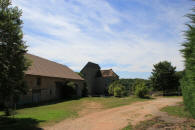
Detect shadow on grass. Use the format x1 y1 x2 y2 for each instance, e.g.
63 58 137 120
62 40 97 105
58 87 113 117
18 97 82 110
0 116 44 130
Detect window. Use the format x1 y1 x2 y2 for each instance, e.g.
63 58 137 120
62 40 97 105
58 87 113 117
36 77 41 86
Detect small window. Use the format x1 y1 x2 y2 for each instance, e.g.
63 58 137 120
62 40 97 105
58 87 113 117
37 77 41 86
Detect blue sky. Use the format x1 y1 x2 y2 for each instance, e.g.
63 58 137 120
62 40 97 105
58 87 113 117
12 0 193 79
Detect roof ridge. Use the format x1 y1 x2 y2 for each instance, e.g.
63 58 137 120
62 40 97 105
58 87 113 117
27 53 69 68
25 53 83 80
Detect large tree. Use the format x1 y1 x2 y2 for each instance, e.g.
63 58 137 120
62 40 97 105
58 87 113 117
150 61 179 95
180 6 195 118
0 0 29 115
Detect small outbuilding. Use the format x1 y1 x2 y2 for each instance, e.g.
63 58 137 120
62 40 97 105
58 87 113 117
81 62 119 95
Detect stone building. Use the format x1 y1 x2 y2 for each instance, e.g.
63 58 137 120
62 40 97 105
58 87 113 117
19 54 84 104
80 62 119 95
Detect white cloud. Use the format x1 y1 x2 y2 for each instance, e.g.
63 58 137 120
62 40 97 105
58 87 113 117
12 0 190 78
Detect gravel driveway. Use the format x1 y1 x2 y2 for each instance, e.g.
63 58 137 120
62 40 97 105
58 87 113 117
44 97 182 130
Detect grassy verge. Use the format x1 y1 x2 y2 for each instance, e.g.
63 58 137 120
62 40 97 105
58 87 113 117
0 96 149 130
122 117 162 130
161 102 192 118
122 116 195 130
122 101 195 130
122 124 132 130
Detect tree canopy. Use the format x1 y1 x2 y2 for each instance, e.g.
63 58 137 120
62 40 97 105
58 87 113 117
0 0 29 115
180 6 195 118
150 61 179 95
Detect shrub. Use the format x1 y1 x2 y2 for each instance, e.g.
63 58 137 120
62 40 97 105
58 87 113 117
108 82 126 97
135 82 149 98
114 87 122 97
180 6 195 118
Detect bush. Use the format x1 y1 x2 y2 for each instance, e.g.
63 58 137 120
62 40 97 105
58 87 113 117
180 6 195 118
114 87 125 97
114 87 121 97
135 82 149 98
108 82 127 97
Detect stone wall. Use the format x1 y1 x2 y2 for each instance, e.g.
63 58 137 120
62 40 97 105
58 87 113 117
18 75 83 105
81 67 100 95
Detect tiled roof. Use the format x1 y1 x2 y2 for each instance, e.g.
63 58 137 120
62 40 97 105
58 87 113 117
25 54 83 80
101 69 118 78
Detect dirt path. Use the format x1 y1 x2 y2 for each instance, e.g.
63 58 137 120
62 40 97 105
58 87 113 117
44 97 182 130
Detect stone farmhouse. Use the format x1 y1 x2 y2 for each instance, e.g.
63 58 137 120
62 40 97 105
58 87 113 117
19 54 84 104
80 62 119 95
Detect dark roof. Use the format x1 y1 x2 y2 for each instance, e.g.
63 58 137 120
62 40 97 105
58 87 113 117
80 62 100 73
25 54 83 80
101 69 118 78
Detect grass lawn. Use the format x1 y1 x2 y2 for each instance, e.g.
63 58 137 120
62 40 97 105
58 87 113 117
161 102 192 118
84 96 149 108
0 96 148 130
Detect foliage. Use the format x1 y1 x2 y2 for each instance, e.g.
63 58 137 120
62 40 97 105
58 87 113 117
111 78 150 96
180 6 195 118
63 82 77 98
108 82 127 97
150 61 180 95
122 124 132 130
175 71 184 95
117 79 135 94
135 82 149 98
0 0 30 116
114 86 125 97
132 79 151 93
114 87 121 97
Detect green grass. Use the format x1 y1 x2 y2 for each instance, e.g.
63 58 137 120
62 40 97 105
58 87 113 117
0 96 149 130
163 96 182 98
161 103 192 118
122 117 162 130
133 117 163 130
85 96 149 108
123 101 194 130
122 124 132 130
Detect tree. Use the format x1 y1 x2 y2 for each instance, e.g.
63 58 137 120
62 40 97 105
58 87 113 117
180 6 195 118
134 82 149 98
150 61 179 95
175 71 184 95
0 0 29 115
